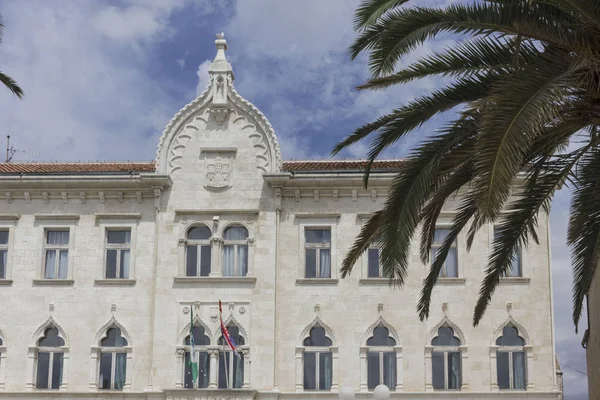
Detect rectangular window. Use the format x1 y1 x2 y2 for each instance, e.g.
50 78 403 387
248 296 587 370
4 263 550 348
99 352 126 390
305 229 331 278
493 227 522 277
431 229 458 278
44 230 69 279
367 247 381 278
0 230 8 279
105 230 131 279
218 351 244 388
497 350 526 390
184 351 210 388
432 351 461 390
303 351 332 390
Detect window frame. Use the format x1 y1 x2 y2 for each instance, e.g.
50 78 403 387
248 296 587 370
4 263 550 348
362 324 401 391
425 324 467 392
95 219 138 284
42 229 70 280
497 348 527 390
90 324 132 392
296 323 338 392
430 226 459 278
304 227 332 279
296 217 338 281
104 229 132 279
490 323 532 391
185 225 213 277
26 322 70 391
35 348 64 390
222 225 249 277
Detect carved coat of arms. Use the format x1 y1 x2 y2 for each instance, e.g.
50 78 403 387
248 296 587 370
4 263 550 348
205 156 232 189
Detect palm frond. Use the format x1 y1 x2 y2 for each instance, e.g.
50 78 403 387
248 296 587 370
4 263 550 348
340 212 382 278
0 71 23 99
353 0 411 31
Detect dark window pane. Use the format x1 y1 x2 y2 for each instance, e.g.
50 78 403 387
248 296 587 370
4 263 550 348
303 352 316 390
101 328 127 347
184 352 193 388
432 327 460 346
383 352 396 390
224 227 248 240
497 352 510 389
0 249 5 279
305 249 316 278
496 326 525 346
51 352 63 389
448 352 461 389
99 353 112 389
367 326 395 346
319 352 333 390
106 250 117 278
432 352 445 389
200 246 211 276
305 229 330 244
119 250 130 278
186 246 197 277
319 249 331 278
107 230 130 244
233 351 244 388
304 327 331 347
199 351 210 388
368 248 380 278
218 352 229 388
367 352 380 389
114 353 126 390
513 352 526 389
0 231 8 244
39 327 64 347
36 352 50 389
188 226 211 240
433 229 450 244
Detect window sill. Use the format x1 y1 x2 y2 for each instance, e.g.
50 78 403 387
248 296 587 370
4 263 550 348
359 278 391 285
94 279 137 286
0 279 13 286
296 278 339 285
173 276 257 284
499 277 530 284
425 277 466 285
32 279 74 286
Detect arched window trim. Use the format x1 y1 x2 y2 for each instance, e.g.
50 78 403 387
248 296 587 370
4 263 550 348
89 317 132 391
296 316 338 392
489 316 534 391
360 317 403 392
185 224 213 277
0 328 6 390
26 317 70 391
221 225 251 277
425 317 468 392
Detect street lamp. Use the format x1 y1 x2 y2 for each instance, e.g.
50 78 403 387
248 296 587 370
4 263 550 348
373 385 390 400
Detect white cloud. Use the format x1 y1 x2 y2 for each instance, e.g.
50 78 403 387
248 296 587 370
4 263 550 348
176 58 186 69
196 59 212 96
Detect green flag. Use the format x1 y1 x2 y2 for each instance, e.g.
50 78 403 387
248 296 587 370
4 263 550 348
188 307 199 386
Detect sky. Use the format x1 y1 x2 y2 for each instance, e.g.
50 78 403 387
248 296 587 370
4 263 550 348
0 0 589 398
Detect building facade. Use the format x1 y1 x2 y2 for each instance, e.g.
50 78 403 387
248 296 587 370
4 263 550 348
0 37 562 400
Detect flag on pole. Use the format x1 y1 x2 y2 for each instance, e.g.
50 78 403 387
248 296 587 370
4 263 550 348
188 307 199 386
219 300 240 357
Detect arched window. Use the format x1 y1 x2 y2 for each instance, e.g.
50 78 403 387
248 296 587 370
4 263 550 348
222 226 248 276
496 326 526 389
303 326 332 390
431 327 461 390
99 328 128 390
35 327 65 389
218 324 245 388
186 226 212 277
184 325 210 389
366 326 396 390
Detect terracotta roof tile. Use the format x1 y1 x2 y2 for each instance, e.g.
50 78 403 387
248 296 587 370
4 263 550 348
281 160 404 172
0 160 403 174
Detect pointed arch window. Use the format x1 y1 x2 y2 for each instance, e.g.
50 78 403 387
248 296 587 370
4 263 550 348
496 326 526 389
218 324 244 388
366 326 396 390
99 328 128 390
186 226 212 277
303 326 333 390
184 325 210 388
35 327 65 389
431 327 461 390
222 226 248 276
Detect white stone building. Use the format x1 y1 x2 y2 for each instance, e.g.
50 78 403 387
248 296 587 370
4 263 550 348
0 37 562 400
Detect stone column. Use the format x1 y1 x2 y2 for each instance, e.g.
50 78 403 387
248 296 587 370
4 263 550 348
210 238 223 277
394 345 403 391
246 238 255 277
208 348 219 388
295 347 304 391
424 346 433 392
459 345 469 390
175 349 185 388
60 349 70 389
359 347 368 392
490 346 499 391
525 345 535 390
177 239 187 276
124 347 133 391
242 348 251 388
25 347 36 390
0 345 6 389
330 346 339 391
89 347 99 389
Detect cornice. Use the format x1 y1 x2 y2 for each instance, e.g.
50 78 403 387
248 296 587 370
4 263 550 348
0 173 171 190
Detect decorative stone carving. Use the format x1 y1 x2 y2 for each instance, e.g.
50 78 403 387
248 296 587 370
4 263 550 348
183 307 190 315
61 192 68 203
333 189 339 201
24 192 30 203
98 191 105 203
5 192 12 204
201 150 235 190
42 192 49 203
239 306 246 315
79 192 86 204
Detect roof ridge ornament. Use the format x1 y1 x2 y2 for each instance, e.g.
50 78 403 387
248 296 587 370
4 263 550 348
208 32 233 124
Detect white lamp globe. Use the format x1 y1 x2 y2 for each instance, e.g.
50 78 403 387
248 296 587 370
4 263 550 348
373 384 390 400
338 386 355 400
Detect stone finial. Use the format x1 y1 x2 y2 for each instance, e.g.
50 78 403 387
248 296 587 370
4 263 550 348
378 303 384 316
506 302 513 315
442 302 448 314
49 303 55 314
111 304 117 314
194 301 201 311
229 302 235 312
314 303 321 316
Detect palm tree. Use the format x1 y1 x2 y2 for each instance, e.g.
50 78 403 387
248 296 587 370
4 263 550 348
333 0 600 330
0 15 23 99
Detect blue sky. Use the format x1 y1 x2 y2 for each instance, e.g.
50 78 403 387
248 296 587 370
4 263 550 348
0 0 589 398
